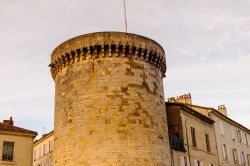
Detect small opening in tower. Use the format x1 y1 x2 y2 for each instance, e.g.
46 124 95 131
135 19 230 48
104 45 109 57
118 45 123 56
96 45 101 57
111 44 116 56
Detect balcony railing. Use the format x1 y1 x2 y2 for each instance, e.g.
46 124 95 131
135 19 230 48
171 137 185 151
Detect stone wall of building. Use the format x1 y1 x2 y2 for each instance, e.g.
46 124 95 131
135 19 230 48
0 133 34 166
33 131 53 166
166 103 219 166
50 32 170 165
211 113 250 166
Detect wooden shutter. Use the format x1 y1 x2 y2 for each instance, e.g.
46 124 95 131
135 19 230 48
238 150 242 164
246 153 249 166
220 122 224 135
231 126 236 140
227 145 231 161
242 132 246 144
194 160 198 166
222 144 226 160
180 156 185 166
187 158 190 166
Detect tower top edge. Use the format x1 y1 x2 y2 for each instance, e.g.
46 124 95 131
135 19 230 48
51 31 166 61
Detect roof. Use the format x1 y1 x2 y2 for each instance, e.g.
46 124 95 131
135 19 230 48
34 130 54 145
184 103 250 134
0 122 37 137
166 102 214 125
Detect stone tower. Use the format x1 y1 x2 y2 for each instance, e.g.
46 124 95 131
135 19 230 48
50 32 170 165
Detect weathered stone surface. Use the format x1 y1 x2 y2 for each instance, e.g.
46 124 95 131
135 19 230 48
50 32 170 166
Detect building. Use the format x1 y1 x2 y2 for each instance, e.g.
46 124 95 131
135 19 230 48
0 117 37 166
166 102 219 166
169 94 250 166
33 131 53 166
49 32 170 165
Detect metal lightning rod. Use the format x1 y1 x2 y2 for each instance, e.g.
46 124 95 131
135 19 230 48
123 0 128 32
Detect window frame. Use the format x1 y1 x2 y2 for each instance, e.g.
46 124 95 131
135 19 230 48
2 141 15 161
205 133 210 152
191 127 197 148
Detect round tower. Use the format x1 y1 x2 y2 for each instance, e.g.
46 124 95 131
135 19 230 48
50 32 170 165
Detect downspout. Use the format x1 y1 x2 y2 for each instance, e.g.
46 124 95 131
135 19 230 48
184 117 192 166
209 112 220 165
170 146 175 166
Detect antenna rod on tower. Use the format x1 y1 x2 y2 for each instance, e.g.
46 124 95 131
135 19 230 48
123 0 128 32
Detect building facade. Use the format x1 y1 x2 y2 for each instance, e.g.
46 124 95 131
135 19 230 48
0 117 37 166
169 94 250 166
49 32 170 165
166 102 219 166
33 131 53 166
210 109 250 166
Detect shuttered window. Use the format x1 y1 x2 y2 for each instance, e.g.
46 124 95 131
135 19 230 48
194 160 203 166
222 144 229 161
237 129 242 142
180 156 190 166
233 148 238 164
242 151 246 166
247 154 250 166
245 134 249 145
220 122 224 136
238 150 242 164
191 127 196 147
231 126 236 140
205 133 210 152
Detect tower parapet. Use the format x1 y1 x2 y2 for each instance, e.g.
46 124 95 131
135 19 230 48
50 32 166 80
50 32 170 165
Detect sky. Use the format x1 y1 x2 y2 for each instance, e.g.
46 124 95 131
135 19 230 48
0 0 250 137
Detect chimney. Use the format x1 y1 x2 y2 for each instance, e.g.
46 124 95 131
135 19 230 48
176 93 192 104
167 97 176 103
3 117 14 126
218 105 227 116
167 93 192 104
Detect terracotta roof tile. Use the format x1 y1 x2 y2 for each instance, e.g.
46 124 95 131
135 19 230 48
0 122 37 136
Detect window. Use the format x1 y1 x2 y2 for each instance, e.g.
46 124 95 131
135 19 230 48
43 144 46 155
2 141 14 161
33 150 36 161
220 121 224 136
49 140 53 152
222 144 229 161
245 134 249 145
232 148 238 164
180 156 189 166
241 151 246 166
191 127 196 147
194 160 203 166
49 141 51 152
238 150 242 164
247 154 250 165
39 147 41 158
231 126 236 140
205 133 210 152
237 129 242 142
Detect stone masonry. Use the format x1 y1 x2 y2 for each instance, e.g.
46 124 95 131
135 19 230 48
50 32 170 166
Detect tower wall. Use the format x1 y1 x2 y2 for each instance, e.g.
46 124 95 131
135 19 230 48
50 32 170 165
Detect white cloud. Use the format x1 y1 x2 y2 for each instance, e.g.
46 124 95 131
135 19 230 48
0 0 250 134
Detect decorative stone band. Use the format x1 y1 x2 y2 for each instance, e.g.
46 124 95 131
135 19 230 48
49 32 166 80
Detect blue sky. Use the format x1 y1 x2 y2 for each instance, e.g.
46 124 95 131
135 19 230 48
0 0 249 138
